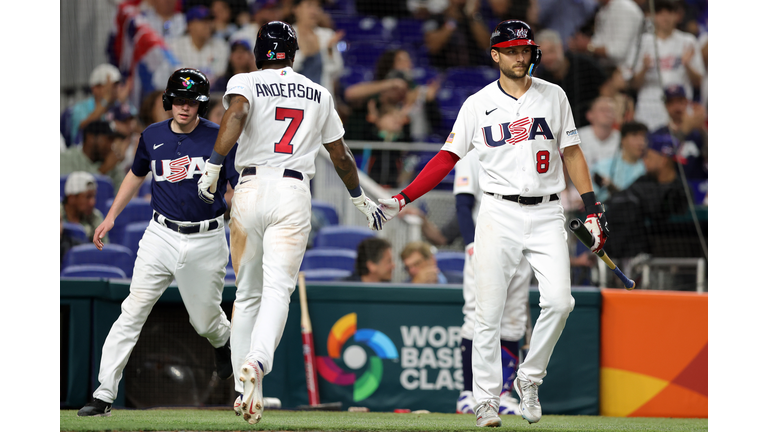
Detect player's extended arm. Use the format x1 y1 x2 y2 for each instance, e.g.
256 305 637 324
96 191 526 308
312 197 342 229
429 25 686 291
93 170 146 250
562 145 609 252
324 139 384 230
378 150 461 222
198 94 250 204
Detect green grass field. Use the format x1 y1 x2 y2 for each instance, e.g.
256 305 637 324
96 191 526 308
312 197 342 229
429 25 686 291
60 408 708 431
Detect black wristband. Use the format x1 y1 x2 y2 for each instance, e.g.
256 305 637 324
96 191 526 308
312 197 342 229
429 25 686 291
400 191 412 204
581 191 602 214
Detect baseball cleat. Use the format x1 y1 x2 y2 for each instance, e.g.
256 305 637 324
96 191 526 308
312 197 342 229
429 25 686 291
499 390 521 415
474 400 501 427
239 361 264 424
214 342 234 380
77 398 112 417
514 377 542 423
233 394 243 416
457 390 477 414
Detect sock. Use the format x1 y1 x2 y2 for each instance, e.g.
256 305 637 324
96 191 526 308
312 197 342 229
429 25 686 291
461 338 473 392
500 339 520 394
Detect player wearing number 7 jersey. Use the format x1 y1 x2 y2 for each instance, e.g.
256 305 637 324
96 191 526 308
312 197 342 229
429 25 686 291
377 20 608 427
196 21 383 426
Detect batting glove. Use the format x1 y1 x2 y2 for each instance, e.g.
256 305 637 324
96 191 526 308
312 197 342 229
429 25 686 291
582 192 609 253
197 161 222 204
350 189 385 231
377 194 408 224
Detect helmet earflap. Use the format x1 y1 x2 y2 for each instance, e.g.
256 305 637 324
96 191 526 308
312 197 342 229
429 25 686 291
528 47 542 76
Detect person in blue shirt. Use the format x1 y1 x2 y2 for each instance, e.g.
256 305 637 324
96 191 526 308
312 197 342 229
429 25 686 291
591 121 649 202
78 68 238 417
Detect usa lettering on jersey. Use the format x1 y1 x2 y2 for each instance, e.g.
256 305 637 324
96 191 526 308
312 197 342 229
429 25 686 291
481 117 555 147
151 156 207 183
253 82 321 104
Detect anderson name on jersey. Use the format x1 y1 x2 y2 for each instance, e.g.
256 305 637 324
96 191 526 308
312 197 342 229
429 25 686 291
441 78 581 197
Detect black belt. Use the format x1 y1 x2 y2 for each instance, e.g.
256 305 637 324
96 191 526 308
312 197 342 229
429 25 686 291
153 212 219 234
242 166 303 180
485 192 559 205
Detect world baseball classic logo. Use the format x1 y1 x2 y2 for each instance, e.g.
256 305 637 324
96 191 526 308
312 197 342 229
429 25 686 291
317 313 398 402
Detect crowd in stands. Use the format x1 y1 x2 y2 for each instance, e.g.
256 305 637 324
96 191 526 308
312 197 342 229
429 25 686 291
61 0 708 286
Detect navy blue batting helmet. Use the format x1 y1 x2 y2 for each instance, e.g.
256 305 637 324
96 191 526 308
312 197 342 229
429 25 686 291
490 20 542 76
162 68 211 116
255 21 299 69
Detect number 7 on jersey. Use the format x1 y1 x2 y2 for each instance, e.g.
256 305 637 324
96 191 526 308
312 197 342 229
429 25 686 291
274 107 304 154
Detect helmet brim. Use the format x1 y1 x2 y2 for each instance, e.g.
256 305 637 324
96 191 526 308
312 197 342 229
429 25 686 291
492 39 538 49
166 90 209 102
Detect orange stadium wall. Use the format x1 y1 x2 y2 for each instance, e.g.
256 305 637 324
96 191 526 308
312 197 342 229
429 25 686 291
600 289 707 418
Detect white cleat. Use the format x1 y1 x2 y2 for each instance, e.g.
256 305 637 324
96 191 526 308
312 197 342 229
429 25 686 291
239 361 264 425
514 377 542 423
457 390 477 414
233 394 243 416
499 391 521 415
474 400 501 427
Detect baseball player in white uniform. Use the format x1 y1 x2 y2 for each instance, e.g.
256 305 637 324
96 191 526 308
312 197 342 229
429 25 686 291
378 20 608 427
453 149 531 417
196 21 383 425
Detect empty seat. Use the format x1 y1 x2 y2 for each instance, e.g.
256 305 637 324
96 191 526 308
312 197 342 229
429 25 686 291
61 264 127 279
62 243 135 278
109 198 154 245
443 66 498 93
343 41 393 68
435 251 466 274
301 268 352 282
311 200 340 226
121 221 150 257
339 65 374 90
392 18 424 45
301 248 357 272
333 15 389 42
62 222 88 243
313 226 376 251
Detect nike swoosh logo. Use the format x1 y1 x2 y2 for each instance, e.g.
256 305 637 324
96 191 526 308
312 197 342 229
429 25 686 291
485 108 498 115
154 143 164 149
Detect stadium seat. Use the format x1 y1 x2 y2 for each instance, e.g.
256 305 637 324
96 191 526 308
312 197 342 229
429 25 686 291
61 264 127 279
302 268 352 282
339 65 374 90
333 15 389 42
121 221 150 257
311 200 340 226
313 226 376 251
443 66 498 93
62 243 135 278
62 222 88 243
435 251 466 274
343 41 394 69
300 247 357 272
392 18 424 45
60 106 75 148
109 198 154 245
444 270 464 284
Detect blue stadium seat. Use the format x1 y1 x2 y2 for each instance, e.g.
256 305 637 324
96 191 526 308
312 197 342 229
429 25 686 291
61 264 127 279
392 18 424 45
313 226 376 251
62 222 88 243
334 15 389 42
121 221 149 257
62 243 135 278
435 251 466 274
311 200 339 226
109 198 153 245
436 87 468 137
443 66 498 93
60 106 75 148
410 66 440 86
343 41 393 69
339 65 374 90
300 247 357 272
302 268 352 282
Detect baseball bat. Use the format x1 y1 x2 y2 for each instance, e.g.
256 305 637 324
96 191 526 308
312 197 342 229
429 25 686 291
298 271 321 406
568 219 635 290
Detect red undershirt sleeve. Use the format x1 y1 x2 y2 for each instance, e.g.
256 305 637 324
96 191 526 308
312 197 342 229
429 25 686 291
399 150 461 204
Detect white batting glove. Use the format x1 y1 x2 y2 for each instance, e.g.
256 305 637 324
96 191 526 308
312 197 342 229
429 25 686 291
197 161 221 204
350 189 385 231
377 194 408 224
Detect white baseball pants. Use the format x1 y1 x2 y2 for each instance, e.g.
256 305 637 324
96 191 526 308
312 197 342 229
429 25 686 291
93 218 232 403
228 166 312 393
471 196 574 406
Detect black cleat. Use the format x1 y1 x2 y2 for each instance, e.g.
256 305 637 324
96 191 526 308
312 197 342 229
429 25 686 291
77 398 112 417
214 341 234 380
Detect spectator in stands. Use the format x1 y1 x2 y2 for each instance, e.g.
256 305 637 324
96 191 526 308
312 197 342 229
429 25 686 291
599 65 634 127
537 0 598 45
205 96 226 125
290 0 345 94
591 121 648 202
343 237 395 282
625 0 704 132
61 172 108 244
648 85 707 180
407 0 450 20
400 241 448 284
577 96 621 167
211 0 240 41
212 39 258 93
482 0 538 26
139 0 187 40
138 90 171 129
568 0 645 69
68 64 136 146
422 0 492 70
229 0 286 52
60 121 127 192
167 6 230 85
60 207 83 268
534 29 607 128
604 132 688 259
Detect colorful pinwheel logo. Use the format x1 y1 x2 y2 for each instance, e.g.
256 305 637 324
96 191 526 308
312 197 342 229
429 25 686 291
180 77 195 89
317 313 398 402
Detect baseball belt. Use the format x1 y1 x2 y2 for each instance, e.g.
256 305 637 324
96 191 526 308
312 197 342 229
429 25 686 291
242 166 304 180
153 212 220 234
484 192 559 205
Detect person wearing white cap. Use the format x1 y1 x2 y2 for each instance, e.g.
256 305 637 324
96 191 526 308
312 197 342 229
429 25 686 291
60 171 107 243
67 63 136 145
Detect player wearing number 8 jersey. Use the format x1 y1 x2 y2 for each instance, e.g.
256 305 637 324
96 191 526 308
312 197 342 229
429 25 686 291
196 21 383 425
377 20 608 426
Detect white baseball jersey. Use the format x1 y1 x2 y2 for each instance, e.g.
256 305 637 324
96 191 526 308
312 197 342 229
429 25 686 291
442 78 581 197
223 67 345 178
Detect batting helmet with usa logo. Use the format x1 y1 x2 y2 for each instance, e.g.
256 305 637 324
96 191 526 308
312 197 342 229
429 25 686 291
490 20 542 76
162 68 211 116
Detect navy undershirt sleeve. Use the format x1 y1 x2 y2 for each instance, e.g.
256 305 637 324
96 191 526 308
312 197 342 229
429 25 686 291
455 193 476 245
